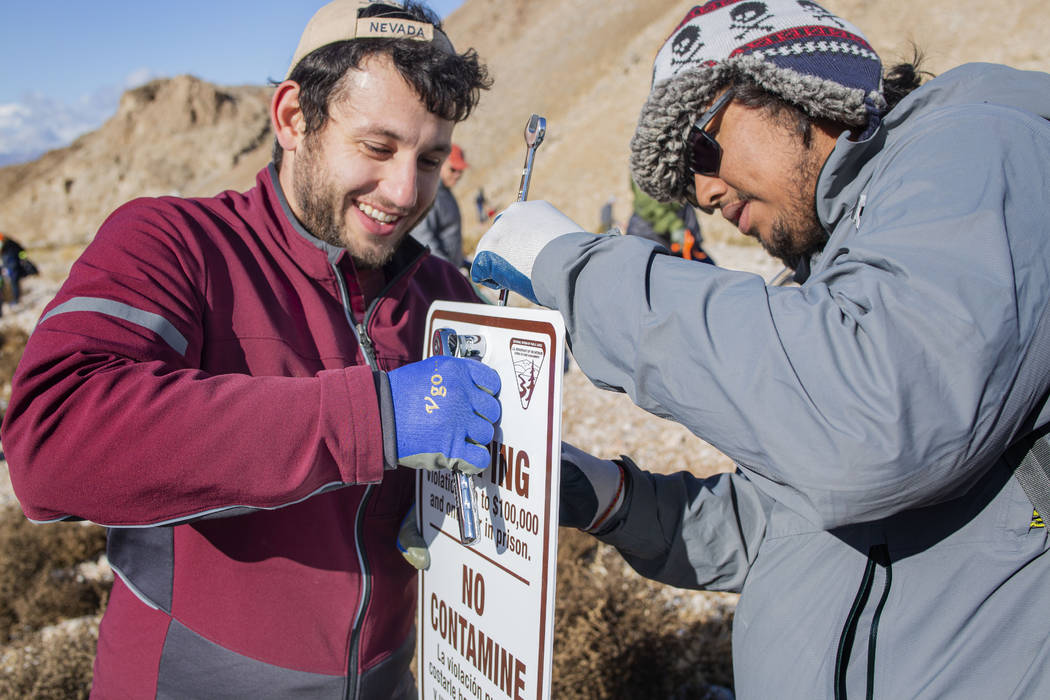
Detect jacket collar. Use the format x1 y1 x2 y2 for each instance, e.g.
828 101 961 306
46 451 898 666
267 163 347 268
815 124 884 239
814 62 1050 260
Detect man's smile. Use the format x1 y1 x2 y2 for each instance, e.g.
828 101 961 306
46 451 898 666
356 201 401 224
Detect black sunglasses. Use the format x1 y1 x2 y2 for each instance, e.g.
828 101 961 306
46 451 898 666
686 89 735 176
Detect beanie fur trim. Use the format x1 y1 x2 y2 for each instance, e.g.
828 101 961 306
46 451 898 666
630 55 886 204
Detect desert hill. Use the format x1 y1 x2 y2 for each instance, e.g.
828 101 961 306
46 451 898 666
0 76 272 249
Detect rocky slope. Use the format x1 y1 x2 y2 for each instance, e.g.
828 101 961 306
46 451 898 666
441 0 1049 249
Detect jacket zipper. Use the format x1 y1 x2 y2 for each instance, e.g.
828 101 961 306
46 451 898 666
332 251 424 699
332 263 375 700
834 543 892 700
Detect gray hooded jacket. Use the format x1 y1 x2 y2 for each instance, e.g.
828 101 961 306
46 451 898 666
533 63 1050 698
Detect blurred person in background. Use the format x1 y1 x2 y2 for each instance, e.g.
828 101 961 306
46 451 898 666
0 232 35 312
409 142 469 267
474 186 489 223
0 1 498 697
625 179 714 264
471 0 1050 696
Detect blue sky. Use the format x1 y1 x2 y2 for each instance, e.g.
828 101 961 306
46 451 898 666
0 0 464 165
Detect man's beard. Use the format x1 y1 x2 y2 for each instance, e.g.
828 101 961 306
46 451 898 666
292 135 416 270
757 148 829 270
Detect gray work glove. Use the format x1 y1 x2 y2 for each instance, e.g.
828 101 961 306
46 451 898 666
470 201 586 305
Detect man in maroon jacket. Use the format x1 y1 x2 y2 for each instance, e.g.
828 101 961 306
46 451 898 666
0 2 497 697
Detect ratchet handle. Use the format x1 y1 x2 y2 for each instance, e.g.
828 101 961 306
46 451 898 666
503 113 547 308
456 472 480 545
432 328 483 546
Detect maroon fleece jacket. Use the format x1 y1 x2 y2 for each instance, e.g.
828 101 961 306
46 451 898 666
2 165 478 698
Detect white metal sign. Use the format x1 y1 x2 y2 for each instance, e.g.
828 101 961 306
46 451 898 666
417 300 564 700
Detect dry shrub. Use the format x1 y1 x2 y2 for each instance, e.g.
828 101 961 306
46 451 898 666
0 504 739 699
0 617 99 700
0 504 109 643
553 528 735 699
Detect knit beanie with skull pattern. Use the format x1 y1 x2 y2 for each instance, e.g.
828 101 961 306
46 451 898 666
630 0 884 204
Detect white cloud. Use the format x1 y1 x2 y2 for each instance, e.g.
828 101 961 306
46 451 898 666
0 103 30 120
0 68 166 166
124 67 161 90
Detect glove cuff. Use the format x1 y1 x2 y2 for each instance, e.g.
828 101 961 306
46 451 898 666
374 371 399 470
586 461 626 533
562 442 631 534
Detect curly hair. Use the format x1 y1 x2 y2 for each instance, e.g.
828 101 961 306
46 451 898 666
272 1 491 168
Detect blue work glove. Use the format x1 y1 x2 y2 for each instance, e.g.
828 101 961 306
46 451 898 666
470 200 587 304
560 442 628 533
398 504 430 570
388 356 501 475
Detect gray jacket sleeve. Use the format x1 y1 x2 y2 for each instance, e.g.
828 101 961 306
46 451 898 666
533 104 1050 530
598 457 771 593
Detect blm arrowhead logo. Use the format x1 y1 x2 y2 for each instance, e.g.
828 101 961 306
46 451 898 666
509 338 546 410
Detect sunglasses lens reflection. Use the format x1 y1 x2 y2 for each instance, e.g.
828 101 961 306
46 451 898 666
689 129 721 176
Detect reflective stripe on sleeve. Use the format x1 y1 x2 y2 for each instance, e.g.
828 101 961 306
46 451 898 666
39 296 189 355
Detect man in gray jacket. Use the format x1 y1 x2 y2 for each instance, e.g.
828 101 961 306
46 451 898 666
470 0 1050 697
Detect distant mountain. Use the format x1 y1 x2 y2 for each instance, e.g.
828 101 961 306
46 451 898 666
0 88 125 167
0 76 272 248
